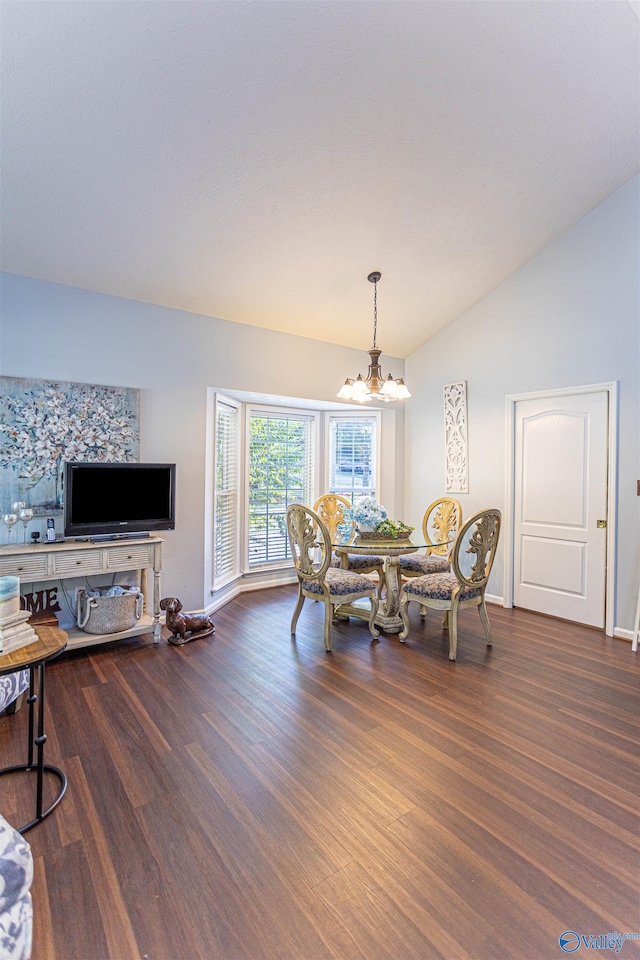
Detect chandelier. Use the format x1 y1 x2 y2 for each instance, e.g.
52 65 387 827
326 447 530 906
337 272 410 403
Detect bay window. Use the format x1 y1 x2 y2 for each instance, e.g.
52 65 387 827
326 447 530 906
211 400 382 594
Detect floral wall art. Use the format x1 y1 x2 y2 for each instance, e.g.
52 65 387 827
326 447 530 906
0 377 140 514
443 380 468 494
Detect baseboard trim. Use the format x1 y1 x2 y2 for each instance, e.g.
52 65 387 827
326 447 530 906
206 571 297 617
485 593 504 606
177 586 638 646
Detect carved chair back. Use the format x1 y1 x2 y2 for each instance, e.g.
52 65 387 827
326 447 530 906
451 508 501 592
286 504 331 583
422 497 463 556
313 494 356 546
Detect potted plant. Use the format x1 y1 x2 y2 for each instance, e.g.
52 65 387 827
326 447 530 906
375 518 415 540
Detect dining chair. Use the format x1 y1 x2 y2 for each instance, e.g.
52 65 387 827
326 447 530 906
399 496 462 579
314 494 385 594
286 503 379 652
399 507 501 660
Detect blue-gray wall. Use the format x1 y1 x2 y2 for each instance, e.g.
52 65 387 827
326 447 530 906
405 175 639 634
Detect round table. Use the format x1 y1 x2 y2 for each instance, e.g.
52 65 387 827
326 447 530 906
0 625 68 833
334 535 449 634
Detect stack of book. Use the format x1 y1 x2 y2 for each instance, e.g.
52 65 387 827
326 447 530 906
0 576 37 656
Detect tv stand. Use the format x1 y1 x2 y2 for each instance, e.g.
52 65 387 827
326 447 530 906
0 537 163 651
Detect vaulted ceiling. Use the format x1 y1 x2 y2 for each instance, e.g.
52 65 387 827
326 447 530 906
1 1 638 358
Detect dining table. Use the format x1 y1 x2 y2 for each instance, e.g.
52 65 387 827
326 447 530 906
333 534 452 634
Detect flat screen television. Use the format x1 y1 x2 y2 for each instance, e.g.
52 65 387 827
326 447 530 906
64 462 176 539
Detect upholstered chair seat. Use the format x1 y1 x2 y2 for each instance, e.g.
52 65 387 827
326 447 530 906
329 553 384 572
402 571 482 602
342 553 386 571
302 567 377 597
398 554 451 576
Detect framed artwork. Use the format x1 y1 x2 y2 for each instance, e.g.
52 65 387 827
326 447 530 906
0 376 140 515
444 380 468 493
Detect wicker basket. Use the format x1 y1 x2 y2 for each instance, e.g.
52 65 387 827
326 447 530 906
356 529 413 541
76 588 143 635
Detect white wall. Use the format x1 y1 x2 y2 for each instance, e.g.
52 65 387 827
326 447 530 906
405 175 639 634
0 277 405 612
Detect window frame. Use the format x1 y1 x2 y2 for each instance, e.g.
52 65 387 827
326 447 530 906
324 410 382 505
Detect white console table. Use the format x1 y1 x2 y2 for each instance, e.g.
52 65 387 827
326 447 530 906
0 537 163 651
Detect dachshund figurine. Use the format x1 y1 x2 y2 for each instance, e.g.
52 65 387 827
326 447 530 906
160 597 215 646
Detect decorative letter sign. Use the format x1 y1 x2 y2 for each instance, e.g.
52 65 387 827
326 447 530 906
20 588 61 625
444 381 468 493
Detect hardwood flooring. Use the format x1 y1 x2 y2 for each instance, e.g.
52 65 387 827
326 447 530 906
1 586 638 960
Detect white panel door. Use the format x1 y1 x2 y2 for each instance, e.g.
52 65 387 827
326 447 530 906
513 392 608 627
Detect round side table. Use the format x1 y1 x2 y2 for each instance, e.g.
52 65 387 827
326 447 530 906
0 625 68 833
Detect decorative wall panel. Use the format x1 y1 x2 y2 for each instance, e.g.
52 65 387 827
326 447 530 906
0 377 139 514
444 381 468 493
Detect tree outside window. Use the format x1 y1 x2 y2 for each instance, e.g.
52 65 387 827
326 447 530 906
248 413 314 566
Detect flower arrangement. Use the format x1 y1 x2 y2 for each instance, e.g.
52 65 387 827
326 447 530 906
349 497 388 530
342 498 414 540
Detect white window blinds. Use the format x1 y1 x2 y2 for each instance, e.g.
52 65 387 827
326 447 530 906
248 412 315 566
214 398 239 586
329 416 377 503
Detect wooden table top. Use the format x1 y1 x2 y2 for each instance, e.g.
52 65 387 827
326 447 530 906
0 624 68 674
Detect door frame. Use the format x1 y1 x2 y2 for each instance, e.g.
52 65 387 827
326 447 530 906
503 381 618 637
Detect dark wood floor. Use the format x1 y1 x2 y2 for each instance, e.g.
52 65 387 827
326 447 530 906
1 586 638 960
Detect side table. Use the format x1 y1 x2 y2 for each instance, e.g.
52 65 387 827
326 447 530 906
0 625 68 833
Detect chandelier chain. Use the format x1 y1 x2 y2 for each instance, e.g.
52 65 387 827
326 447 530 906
372 278 378 349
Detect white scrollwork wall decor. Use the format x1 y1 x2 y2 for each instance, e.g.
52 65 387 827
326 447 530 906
444 381 468 493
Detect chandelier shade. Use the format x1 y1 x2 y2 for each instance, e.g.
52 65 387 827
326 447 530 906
337 272 410 403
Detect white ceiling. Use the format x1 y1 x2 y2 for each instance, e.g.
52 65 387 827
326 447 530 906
1 1 638 358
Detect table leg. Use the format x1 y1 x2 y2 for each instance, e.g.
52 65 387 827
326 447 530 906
35 665 45 820
381 557 402 619
0 662 67 834
153 564 162 643
339 556 405 634
26 667 36 769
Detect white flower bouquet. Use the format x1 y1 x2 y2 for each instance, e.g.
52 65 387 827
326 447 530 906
348 497 388 531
